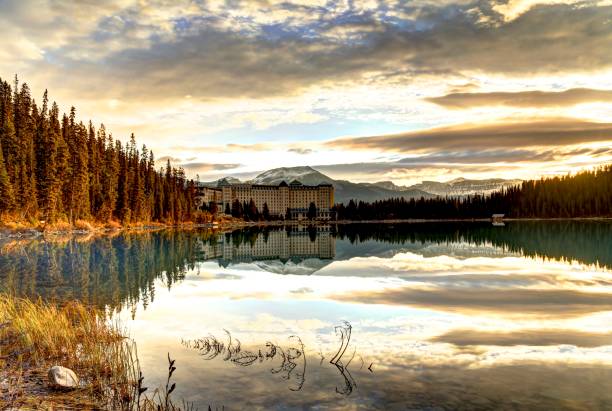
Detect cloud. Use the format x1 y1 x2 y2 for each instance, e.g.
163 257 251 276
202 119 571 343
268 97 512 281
171 143 273 153
288 148 313 155
326 118 612 153
180 162 241 172
332 286 612 318
491 0 583 22
157 155 183 163
8 2 612 102
431 328 612 348
2 0 612 184
427 88 612 109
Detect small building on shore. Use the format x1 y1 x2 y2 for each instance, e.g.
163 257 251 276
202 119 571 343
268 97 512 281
492 213 505 224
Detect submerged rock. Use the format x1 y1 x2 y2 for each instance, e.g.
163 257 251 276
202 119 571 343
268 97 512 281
48 366 79 389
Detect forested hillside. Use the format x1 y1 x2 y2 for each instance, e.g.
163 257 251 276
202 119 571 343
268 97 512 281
333 165 612 220
0 77 196 225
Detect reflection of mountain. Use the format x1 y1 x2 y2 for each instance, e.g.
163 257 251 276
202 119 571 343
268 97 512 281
1 221 612 310
252 259 332 275
335 221 612 269
334 237 521 261
197 226 335 275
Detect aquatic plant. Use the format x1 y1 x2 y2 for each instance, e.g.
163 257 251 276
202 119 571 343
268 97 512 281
182 321 370 396
182 330 307 391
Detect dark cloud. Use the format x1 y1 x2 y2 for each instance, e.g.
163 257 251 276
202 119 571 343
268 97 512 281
431 328 612 348
157 155 183 163
41 3 612 100
427 88 612 109
180 162 241 172
288 148 313 155
326 118 612 153
332 286 612 317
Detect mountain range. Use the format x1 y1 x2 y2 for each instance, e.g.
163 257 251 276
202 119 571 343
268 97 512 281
203 166 522 204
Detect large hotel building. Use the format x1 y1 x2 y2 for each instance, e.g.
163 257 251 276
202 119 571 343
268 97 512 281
196 180 334 220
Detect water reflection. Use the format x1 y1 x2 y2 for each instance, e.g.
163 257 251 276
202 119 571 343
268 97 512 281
2 221 612 312
3 222 612 408
199 225 335 275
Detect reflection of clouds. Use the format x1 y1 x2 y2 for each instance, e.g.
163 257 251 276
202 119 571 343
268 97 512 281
321 251 612 291
290 287 314 294
121 240 612 409
432 328 612 348
333 287 612 318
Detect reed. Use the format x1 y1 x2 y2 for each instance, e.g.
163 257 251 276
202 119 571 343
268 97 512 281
0 295 193 410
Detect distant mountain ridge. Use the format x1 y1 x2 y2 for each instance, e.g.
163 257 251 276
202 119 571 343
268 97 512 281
407 177 522 197
201 166 521 204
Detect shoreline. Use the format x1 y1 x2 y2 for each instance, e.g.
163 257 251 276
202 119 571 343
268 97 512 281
2 216 612 240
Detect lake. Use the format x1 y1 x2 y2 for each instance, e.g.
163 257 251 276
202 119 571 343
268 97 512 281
2 222 612 410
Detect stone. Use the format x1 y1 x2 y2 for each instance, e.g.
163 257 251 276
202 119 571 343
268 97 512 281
47 366 79 389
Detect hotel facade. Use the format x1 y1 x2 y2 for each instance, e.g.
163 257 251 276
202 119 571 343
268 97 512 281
196 226 335 267
196 180 334 220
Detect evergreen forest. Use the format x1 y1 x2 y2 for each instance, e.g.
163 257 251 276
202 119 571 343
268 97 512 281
0 76 196 225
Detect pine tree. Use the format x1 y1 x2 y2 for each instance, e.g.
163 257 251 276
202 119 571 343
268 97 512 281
0 140 14 212
0 76 199 226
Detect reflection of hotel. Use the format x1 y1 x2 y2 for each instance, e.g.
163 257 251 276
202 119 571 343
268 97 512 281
196 227 335 268
196 180 334 220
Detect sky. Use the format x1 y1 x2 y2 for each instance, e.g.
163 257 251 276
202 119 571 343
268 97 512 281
1 0 612 185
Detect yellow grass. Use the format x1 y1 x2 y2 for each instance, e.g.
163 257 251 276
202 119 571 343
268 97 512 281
105 219 122 230
43 219 73 232
0 295 139 409
74 219 97 231
0 295 193 410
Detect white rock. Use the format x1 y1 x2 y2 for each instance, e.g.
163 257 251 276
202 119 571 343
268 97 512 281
48 365 79 389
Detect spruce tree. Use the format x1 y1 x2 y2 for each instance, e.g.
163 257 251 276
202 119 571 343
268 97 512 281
0 141 14 212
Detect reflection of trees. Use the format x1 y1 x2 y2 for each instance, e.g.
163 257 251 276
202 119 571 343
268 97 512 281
2 221 612 311
335 221 612 270
0 230 210 311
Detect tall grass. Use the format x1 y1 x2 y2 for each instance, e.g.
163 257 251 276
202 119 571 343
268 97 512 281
0 295 191 410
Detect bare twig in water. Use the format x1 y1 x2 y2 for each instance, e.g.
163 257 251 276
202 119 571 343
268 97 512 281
288 336 306 392
329 321 352 365
329 321 356 396
182 321 373 397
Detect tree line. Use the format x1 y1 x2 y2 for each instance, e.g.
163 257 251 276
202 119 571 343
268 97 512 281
0 76 196 225
333 164 612 220
222 199 318 221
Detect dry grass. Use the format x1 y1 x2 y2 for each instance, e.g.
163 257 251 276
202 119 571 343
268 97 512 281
43 220 73 233
0 213 39 232
74 219 97 231
0 295 193 410
0 295 137 409
105 219 123 230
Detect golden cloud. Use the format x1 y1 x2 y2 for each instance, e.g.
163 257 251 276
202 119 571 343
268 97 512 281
431 328 612 348
326 118 612 153
427 88 612 109
332 286 612 318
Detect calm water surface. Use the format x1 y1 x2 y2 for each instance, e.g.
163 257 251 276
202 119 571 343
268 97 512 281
3 222 612 410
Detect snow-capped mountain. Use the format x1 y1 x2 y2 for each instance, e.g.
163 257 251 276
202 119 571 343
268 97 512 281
201 176 242 186
251 166 335 186
200 166 520 204
406 177 522 197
